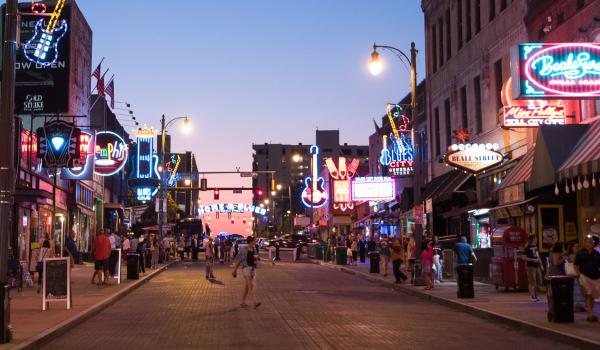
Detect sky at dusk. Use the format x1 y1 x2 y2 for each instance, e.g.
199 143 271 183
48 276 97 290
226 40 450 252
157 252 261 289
76 0 425 234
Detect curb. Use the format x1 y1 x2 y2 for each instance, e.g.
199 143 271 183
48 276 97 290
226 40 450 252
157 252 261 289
311 259 600 350
9 261 177 350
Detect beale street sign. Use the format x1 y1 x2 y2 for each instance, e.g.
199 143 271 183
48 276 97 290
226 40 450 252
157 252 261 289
444 143 504 174
503 105 565 127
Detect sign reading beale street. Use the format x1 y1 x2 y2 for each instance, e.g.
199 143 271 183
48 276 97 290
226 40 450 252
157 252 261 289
444 143 503 174
510 43 600 99
503 105 565 127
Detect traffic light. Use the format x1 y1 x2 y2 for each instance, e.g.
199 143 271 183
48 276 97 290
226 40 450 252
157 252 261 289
254 188 264 200
243 218 247 224
213 188 220 200
200 178 207 191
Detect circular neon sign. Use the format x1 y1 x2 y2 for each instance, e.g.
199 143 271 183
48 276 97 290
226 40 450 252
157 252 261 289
94 131 128 176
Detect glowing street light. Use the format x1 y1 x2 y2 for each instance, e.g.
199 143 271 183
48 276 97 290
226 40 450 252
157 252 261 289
184 178 191 186
292 154 302 163
276 184 282 191
369 49 383 76
181 116 191 134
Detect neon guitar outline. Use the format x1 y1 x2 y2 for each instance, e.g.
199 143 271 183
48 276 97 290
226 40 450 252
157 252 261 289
301 145 328 208
23 0 68 67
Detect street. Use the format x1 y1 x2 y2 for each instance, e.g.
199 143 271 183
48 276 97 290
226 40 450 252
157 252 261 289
44 261 575 350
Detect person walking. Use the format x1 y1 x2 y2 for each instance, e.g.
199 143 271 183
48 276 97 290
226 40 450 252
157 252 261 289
204 235 215 279
574 236 600 322
358 235 366 263
224 237 232 263
350 238 358 266
548 241 565 276
379 235 391 277
122 235 131 261
36 236 51 293
391 237 407 283
566 241 586 312
432 236 443 283
92 229 111 285
523 235 543 302
232 236 261 309
63 230 78 267
421 241 435 290
137 236 146 275
191 234 200 261
150 237 159 269
177 234 185 261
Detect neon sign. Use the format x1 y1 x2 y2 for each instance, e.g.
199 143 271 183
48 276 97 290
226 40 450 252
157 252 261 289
503 106 565 127
198 203 267 217
325 157 359 211
511 43 600 99
444 143 504 174
301 145 328 208
23 0 68 67
133 127 159 201
36 119 80 168
62 130 95 180
380 134 414 177
94 131 128 176
165 154 182 187
351 177 396 202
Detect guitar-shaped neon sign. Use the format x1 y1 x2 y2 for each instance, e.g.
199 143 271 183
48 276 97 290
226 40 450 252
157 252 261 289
23 0 68 67
301 145 328 208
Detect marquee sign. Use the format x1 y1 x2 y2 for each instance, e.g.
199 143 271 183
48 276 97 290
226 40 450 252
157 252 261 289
351 176 395 202
36 120 80 168
380 133 414 177
325 157 359 211
94 131 128 176
510 43 600 99
198 203 267 217
131 127 160 201
503 105 565 127
62 130 95 180
444 143 504 174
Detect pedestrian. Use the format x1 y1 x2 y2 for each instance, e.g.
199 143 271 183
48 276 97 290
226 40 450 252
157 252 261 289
122 234 131 260
358 235 366 263
421 241 434 290
161 236 170 262
391 237 407 283
432 236 443 283
574 236 600 322
566 241 586 312
36 236 51 293
63 230 78 267
92 229 111 285
547 241 565 276
150 237 159 269
225 237 232 263
232 236 261 309
522 234 543 302
185 234 191 259
137 235 146 275
220 238 227 264
379 234 391 277
350 238 358 266
204 235 216 279
191 234 200 261
454 236 477 265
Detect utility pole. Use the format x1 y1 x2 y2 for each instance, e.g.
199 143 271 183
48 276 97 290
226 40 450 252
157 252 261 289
158 115 166 236
0 0 18 342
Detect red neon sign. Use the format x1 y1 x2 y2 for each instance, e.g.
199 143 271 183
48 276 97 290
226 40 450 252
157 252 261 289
503 105 566 127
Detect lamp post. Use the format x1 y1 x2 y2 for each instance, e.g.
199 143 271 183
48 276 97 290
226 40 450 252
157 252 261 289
159 114 190 236
369 42 424 285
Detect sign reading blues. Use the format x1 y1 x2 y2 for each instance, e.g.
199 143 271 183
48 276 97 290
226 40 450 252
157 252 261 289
129 128 160 202
510 43 600 99
380 133 414 177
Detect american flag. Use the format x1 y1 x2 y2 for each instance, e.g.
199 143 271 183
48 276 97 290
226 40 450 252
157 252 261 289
92 62 101 80
106 79 115 109
97 77 105 97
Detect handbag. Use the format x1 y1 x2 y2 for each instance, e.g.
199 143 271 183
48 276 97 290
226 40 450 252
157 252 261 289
565 261 577 276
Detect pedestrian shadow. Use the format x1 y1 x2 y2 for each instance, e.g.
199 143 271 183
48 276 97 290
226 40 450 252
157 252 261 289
208 278 224 285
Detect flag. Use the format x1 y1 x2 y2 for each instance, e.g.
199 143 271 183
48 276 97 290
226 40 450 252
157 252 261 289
106 79 115 109
97 77 105 97
92 62 101 80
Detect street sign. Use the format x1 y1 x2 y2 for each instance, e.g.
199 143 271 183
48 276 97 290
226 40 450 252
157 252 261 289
240 172 253 177
233 189 242 194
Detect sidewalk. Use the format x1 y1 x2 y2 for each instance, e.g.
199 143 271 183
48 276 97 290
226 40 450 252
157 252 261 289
1 259 174 350
313 258 600 349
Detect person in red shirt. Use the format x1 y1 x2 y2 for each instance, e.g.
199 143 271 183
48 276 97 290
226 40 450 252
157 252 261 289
92 229 112 285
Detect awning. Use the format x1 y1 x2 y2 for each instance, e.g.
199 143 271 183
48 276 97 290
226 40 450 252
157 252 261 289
559 120 600 179
104 203 125 210
442 203 485 219
14 188 52 203
496 147 535 191
489 197 537 218
422 170 471 202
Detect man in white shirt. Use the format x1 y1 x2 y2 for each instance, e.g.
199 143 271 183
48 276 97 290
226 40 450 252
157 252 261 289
204 236 215 279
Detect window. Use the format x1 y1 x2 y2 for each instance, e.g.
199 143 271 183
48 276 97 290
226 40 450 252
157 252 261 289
475 0 481 34
500 0 507 11
474 76 483 133
494 58 503 116
446 9 451 59
432 25 437 73
457 0 463 49
466 0 472 42
420 129 428 161
445 99 452 147
438 17 444 66
434 107 441 155
460 86 468 129
489 0 495 21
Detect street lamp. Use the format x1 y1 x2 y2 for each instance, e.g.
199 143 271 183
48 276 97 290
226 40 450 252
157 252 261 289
369 42 423 285
158 114 192 236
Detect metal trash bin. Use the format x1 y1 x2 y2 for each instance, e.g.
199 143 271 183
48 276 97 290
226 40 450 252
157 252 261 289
335 247 347 265
127 253 140 280
456 264 474 298
547 276 574 323
369 252 380 273
307 244 317 259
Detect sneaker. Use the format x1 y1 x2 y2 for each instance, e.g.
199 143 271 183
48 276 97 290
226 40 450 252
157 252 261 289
530 296 539 302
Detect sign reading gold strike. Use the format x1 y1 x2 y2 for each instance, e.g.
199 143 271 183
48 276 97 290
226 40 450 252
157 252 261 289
444 143 504 174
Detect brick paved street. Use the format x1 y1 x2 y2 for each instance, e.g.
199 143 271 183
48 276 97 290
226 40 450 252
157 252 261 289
44 261 578 350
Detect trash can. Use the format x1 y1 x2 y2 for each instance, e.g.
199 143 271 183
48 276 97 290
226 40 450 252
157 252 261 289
307 244 317 259
546 276 574 323
369 252 380 273
127 253 140 280
456 264 474 298
315 245 324 260
335 247 347 265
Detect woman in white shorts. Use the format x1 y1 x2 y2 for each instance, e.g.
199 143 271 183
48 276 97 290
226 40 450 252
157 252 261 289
232 236 261 309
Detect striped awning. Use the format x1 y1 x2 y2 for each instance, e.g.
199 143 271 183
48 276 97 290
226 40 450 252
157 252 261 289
496 147 535 191
559 121 600 179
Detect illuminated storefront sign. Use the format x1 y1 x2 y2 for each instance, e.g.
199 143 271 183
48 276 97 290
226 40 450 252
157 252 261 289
326 157 359 211
301 145 328 208
62 130 95 180
380 133 414 177
510 43 600 99
198 203 267 217
165 153 182 187
23 0 68 67
444 143 504 174
503 105 565 127
36 119 80 168
351 177 396 202
94 131 128 176
132 128 159 201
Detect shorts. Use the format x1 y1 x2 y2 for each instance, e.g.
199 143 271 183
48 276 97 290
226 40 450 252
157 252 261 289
579 274 600 298
94 259 108 270
242 266 256 278
526 267 539 286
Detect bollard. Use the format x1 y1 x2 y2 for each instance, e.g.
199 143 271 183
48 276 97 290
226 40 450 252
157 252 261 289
275 243 281 261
